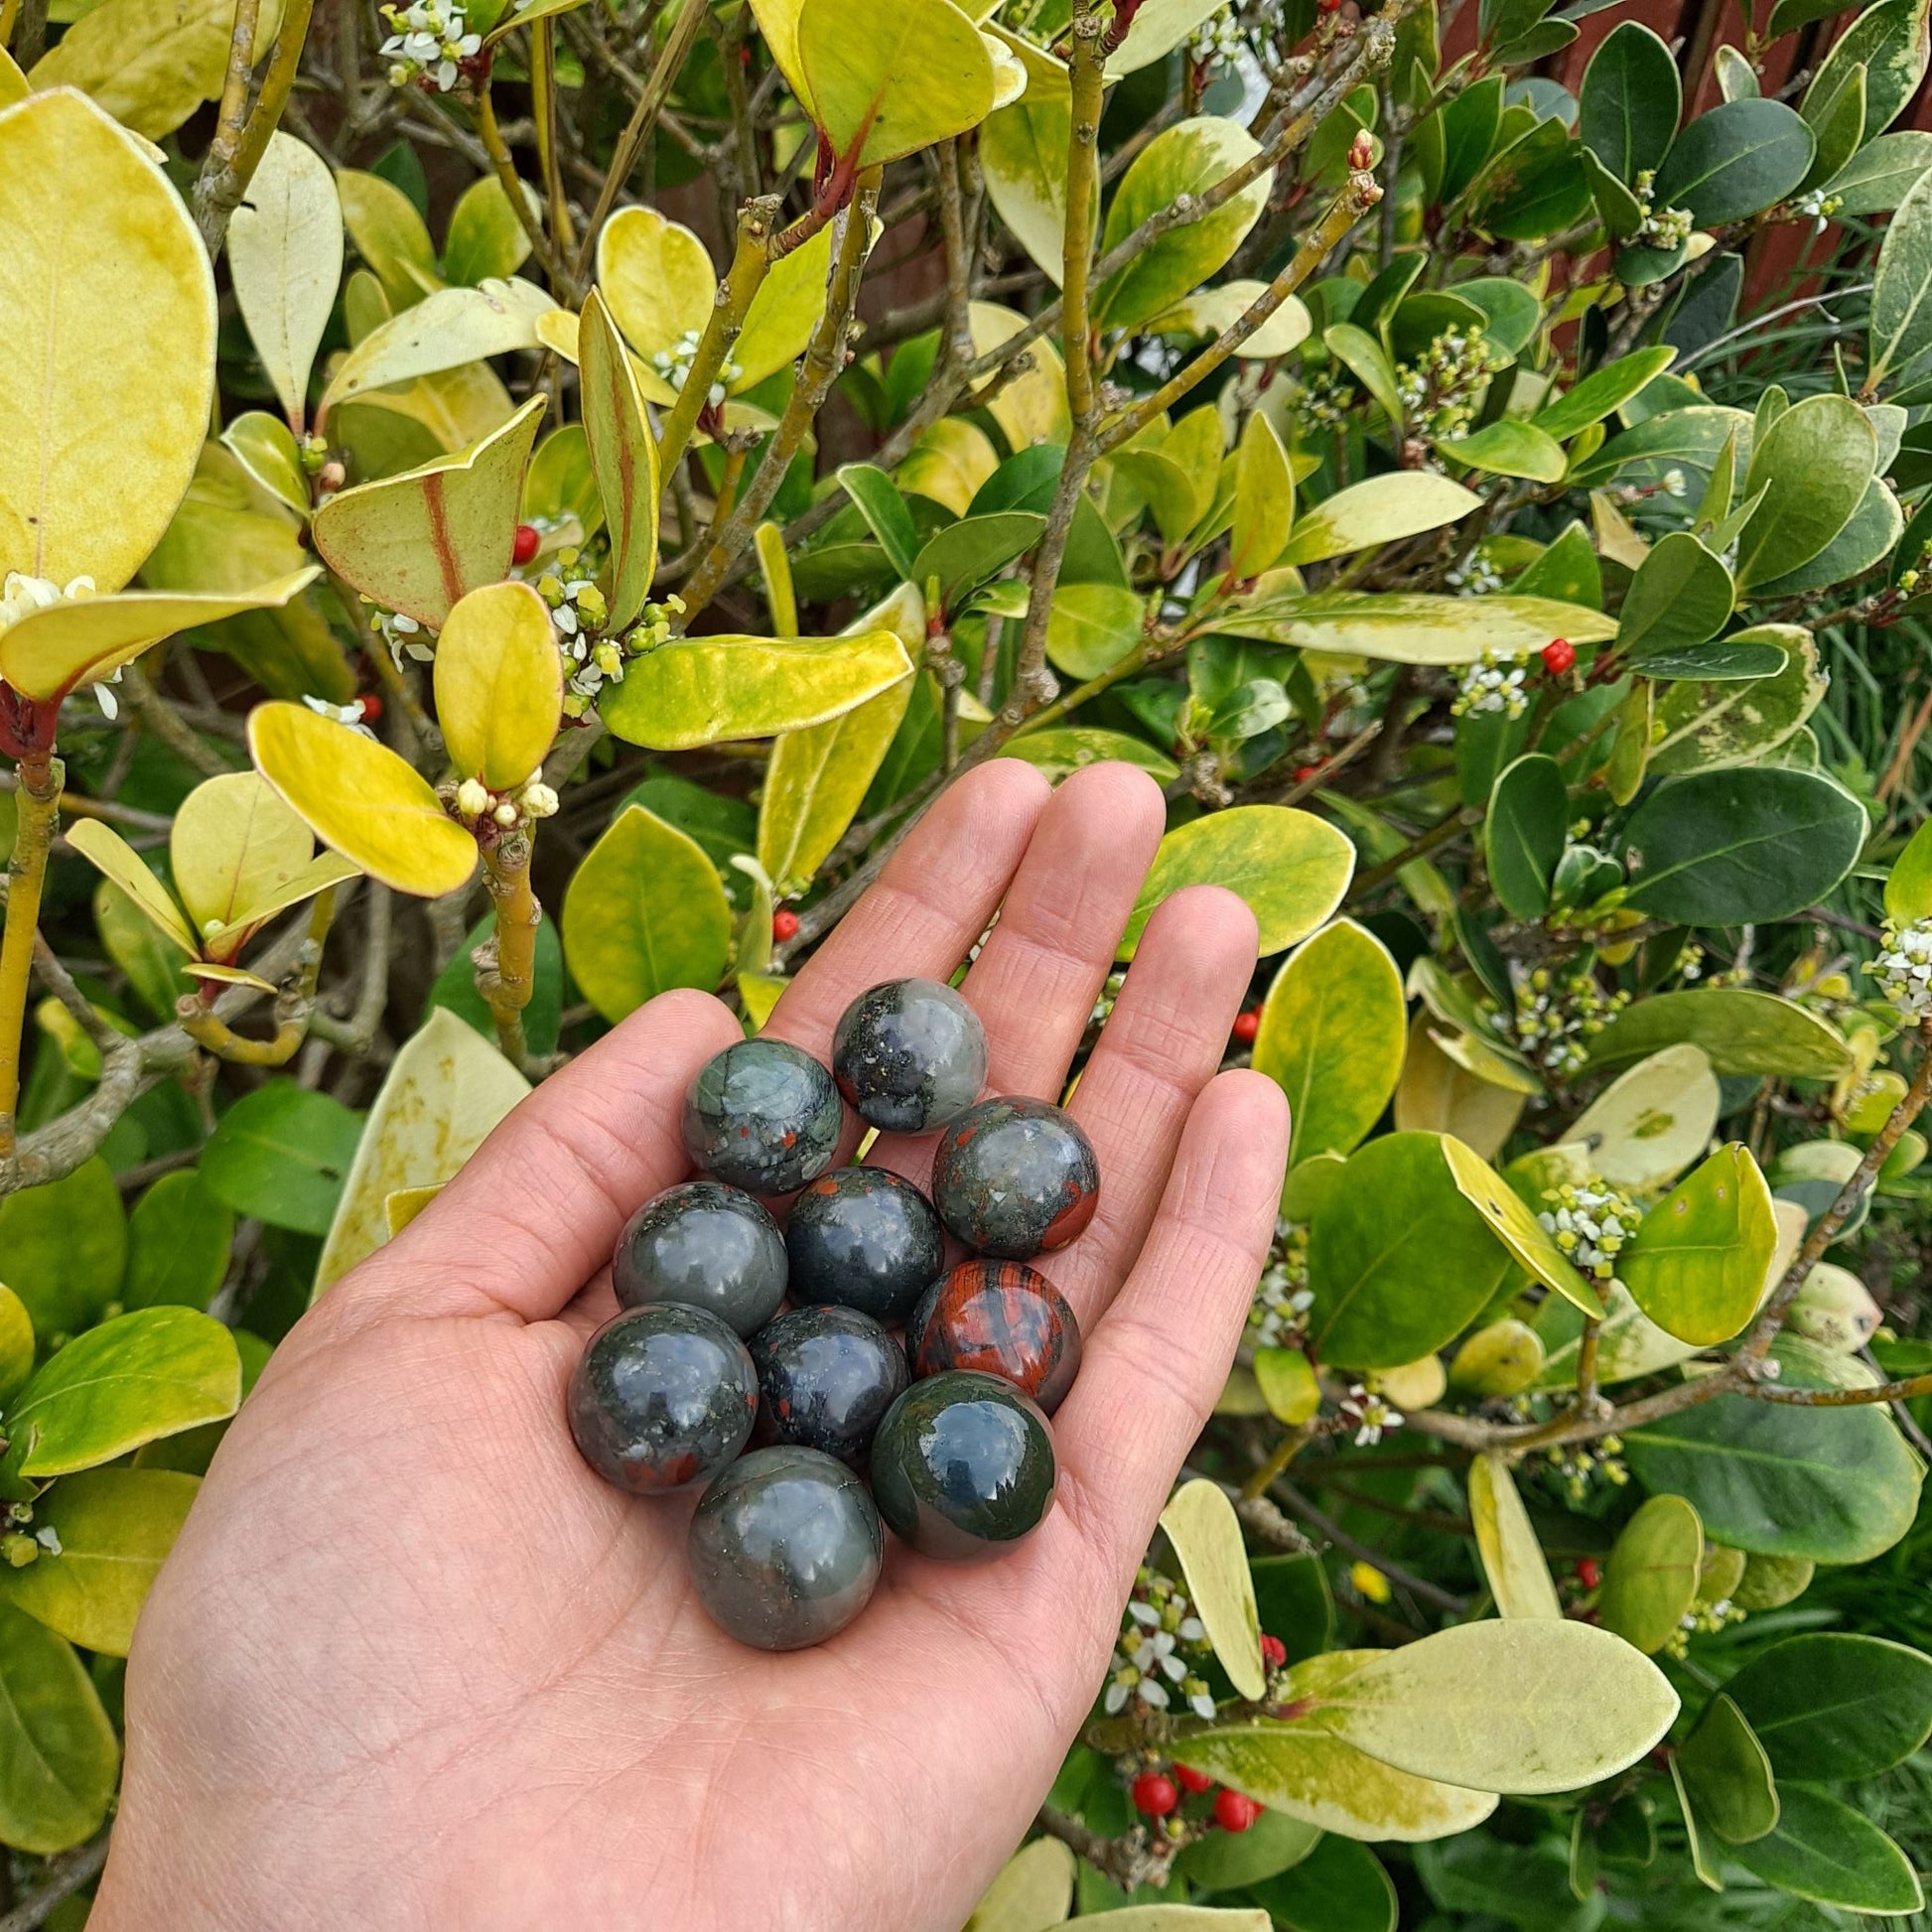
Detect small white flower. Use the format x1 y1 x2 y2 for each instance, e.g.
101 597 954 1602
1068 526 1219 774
1338 1384 1403 1448
455 778 491 819
520 781 560 819
33 1526 60 1556
1868 916 1932 1020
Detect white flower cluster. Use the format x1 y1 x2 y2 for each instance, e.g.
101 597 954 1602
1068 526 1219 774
1339 1383 1403 1448
1539 1180 1642 1285
1248 1218 1312 1348
1666 1594 1745 1657
0 572 122 716
1451 648 1529 719
301 694 377 739
1491 965 1629 1078
379 0 480 90
1868 916 1932 1020
454 768 559 829
648 330 742 408
1186 4 1246 67
1104 1566 1216 1720
370 605 433 669
1395 328 1502 441
1291 367 1355 436
1628 170 1694 251
1542 1435 1628 1506
1446 554 1505 596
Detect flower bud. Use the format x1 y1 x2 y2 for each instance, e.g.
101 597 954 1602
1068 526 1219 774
456 778 490 819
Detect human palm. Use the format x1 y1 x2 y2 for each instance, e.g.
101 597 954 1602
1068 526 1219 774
91 760 1288 1932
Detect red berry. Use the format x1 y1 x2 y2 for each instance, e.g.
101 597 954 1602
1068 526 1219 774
511 522 541 566
1294 764 1320 784
1260 1633 1288 1670
1214 1790 1260 1833
1132 1771 1178 1817
1174 1764 1214 1794
1576 1558 1602 1590
1541 636 1577 676
358 692 383 724
1232 1009 1260 1044
771 908 800 942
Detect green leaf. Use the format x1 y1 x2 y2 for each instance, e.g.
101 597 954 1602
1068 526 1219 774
335 167 438 312
1619 768 1866 925
1587 988 1854 1078
124 1171 233 1311
1730 1786 1924 1914
1813 0 1930 143
1295 1619 1679 1794
0 1159 126 1339
1217 592 1616 664
1734 393 1875 592
1621 1144 1776 1345
912 512 1046 611
577 288 659 630
1724 1633 1932 1779
203 1080 364 1236
1469 1451 1562 1619
1647 626 1826 774
1230 414 1294 580
0 1468 199 1658
1254 1347 1320 1424
964 1838 1074 1931
1579 22 1680 183
1254 919 1406 1166
1653 97 1816 226
795 0 995 169
1682 1697 1781 1856
1094 117 1273 331
1439 74 1504 202
1568 1043 1721 1192
1323 324 1406 429
0 1599 117 1855
1121 806 1354 959
1618 533 1733 658
1069 1912 1269 1931
1173 1807 1320 1891
1249 1835 1397 1932
1801 58 1866 194
1000 727 1179 785
1531 346 1677 442
1442 1138 1599 1318
1751 476 1902 599
1444 421 1568 483
1823 128 1932 214
1277 474 1479 568
561 805 733 1023
1176 1722 1498 1843
1159 1479 1265 1699
1599 1494 1704 1655
1484 754 1566 920
3 1308 239 1479
1622 1334 1923 1561
838 464 920 582
442 174 535 286
602 630 913 750
1307 1132 1514 1369
0 1293 34 1410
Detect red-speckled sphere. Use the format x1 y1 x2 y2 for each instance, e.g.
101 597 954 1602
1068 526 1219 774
906 1258 1082 1414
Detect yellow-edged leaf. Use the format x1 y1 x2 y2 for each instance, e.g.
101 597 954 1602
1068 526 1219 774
433 581 563 788
578 289 659 628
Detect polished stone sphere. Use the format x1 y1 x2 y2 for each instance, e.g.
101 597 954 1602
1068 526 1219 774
870 1370 1057 1561
613 1180 788 1336
785 1165 946 1323
929 1096 1100 1258
907 1258 1082 1414
831 977 988 1133
750 1305 910 1465
681 1037 845 1194
688 1447 885 1650
567 1305 759 1494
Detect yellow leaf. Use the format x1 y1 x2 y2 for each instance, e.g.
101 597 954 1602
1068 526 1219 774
169 772 316 939
1442 1136 1600 1318
897 417 1001 514
248 702 478 897
311 394 546 626
228 133 343 432
1469 1452 1564 1620
433 581 563 788
796 0 996 168
737 970 788 1032
1393 1015 1525 1159
1448 1319 1546 1396
578 289 660 629
964 1838 1075 1931
1230 412 1294 579
0 571 321 704
735 222 838 389
335 168 439 313
383 1183 444 1236
204 852 358 952
594 206 716 375
0 48 28 104
968 302 1071 450
30 0 281 138
1159 1477 1265 1699
315 1008 529 1295
0 88 214 591
220 412 312 517
320 278 557 416
64 821 196 953
183 961 279 993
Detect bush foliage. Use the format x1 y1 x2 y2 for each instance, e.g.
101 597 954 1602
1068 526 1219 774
5 0 1932 1919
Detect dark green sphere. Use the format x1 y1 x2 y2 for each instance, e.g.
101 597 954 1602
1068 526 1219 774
681 1038 845 1195
870 1370 1057 1561
567 1305 758 1494
613 1181 787 1336
785 1165 946 1323
751 1304 910 1465
832 977 988 1133
930 1096 1100 1258
688 1447 885 1650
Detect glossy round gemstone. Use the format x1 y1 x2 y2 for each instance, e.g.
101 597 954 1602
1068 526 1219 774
929 1096 1100 1258
613 1180 787 1336
688 1446 885 1650
869 1370 1056 1561
750 1305 910 1465
682 1038 845 1195
831 977 988 1133
906 1258 1082 1414
785 1166 946 1323
567 1305 758 1494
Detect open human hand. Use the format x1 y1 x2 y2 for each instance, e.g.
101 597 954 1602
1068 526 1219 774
90 759 1289 1932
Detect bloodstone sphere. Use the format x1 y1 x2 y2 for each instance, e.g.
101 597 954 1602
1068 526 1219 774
750 1305 910 1464
870 1370 1057 1561
831 977 988 1133
568 1305 759 1494
613 1181 787 1336
688 1447 885 1650
785 1166 946 1323
682 1037 845 1195
929 1096 1100 1258
906 1259 1082 1414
